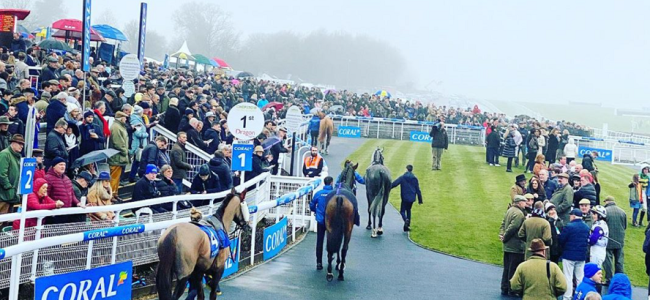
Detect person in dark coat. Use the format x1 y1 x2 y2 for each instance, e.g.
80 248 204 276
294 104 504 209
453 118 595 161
78 110 105 157
391 165 423 232
310 176 334 270
544 203 564 263
582 151 597 173
574 174 597 207
97 90 116 117
203 121 221 155
545 129 559 164
486 126 501 166
429 119 449 171
270 127 289 175
163 98 181 133
39 57 60 83
131 164 162 209
45 93 68 134
5 104 24 136
44 119 69 169
558 208 591 300
153 165 190 212
170 132 193 194
190 164 221 207
178 109 194 132
0 115 12 152
502 130 517 172
186 118 210 152
137 136 170 177
208 150 232 191
247 146 270 182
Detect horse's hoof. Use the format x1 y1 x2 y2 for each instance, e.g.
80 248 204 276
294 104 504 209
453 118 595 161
366 225 372 230
338 276 344 281
371 229 378 238
326 274 334 282
377 228 384 235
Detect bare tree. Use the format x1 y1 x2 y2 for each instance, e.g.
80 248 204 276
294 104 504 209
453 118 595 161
121 20 139 53
94 9 117 26
120 19 167 61
173 1 239 58
0 0 66 30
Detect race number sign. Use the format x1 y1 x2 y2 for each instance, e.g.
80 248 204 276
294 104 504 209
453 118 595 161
19 158 37 195
232 144 254 171
227 103 264 140
119 54 141 81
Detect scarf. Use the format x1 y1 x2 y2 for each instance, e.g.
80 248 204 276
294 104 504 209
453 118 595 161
94 109 111 137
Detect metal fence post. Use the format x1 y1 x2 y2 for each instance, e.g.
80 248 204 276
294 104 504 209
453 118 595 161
111 210 122 264
250 213 257 265
86 240 94 269
292 196 297 243
30 218 44 281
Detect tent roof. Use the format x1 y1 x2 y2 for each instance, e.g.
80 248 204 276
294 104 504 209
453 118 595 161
170 41 195 60
193 54 216 66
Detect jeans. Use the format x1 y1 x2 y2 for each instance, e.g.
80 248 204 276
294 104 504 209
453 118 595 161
562 259 585 300
603 248 625 281
400 201 414 222
501 252 524 293
316 222 325 264
174 179 184 195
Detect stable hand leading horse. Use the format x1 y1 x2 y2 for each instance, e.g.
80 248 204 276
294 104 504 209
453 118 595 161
156 188 250 300
326 161 358 282
365 147 392 238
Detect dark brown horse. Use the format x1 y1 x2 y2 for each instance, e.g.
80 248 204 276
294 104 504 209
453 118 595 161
325 163 357 282
156 188 250 300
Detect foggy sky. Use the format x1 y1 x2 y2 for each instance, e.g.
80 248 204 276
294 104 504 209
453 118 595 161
55 1 650 107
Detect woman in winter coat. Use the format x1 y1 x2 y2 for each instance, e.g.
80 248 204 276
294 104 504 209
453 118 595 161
129 106 149 182
12 178 63 229
557 129 569 160
537 129 547 156
545 128 559 164
532 154 546 177
154 165 189 212
501 130 517 172
563 138 578 164
86 171 114 222
526 129 540 172
630 174 643 227
527 177 546 203
544 202 564 263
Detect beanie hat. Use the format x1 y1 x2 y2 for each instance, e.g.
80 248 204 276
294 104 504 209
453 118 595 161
84 110 94 118
544 202 556 213
145 164 158 174
583 263 601 279
185 108 194 115
570 208 583 218
33 178 48 193
199 164 210 176
52 157 66 167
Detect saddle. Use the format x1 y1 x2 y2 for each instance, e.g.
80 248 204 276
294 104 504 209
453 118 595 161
191 215 231 258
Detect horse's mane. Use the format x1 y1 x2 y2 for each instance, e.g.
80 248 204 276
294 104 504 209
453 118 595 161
371 149 384 165
340 162 355 190
215 193 238 221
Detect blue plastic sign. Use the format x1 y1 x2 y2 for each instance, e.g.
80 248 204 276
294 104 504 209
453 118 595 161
263 217 288 261
222 237 240 278
19 158 37 195
337 126 361 138
232 144 254 171
409 131 432 143
578 146 612 162
83 224 145 241
137 2 148 68
81 0 92 72
35 261 132 300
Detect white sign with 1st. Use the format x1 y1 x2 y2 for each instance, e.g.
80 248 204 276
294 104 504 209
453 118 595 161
227 103 264 141
122 81 136 97
119 54 141 81
284 106 303 134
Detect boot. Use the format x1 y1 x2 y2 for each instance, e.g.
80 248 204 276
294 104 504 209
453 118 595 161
641 211 646 227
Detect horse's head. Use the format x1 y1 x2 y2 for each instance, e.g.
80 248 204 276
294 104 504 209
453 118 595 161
221 188 251 231
372 147 384 165
339 161 356 190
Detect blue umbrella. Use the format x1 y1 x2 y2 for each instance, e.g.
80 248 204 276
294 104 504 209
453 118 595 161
92 24 128 41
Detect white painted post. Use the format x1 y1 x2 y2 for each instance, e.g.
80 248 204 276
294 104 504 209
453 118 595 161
292 196 297 242
86 240 94 269
250 213 257 265
29 218 45 281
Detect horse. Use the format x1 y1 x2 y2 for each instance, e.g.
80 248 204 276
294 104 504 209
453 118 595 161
156 188 250 300
325 162 357 282
364 147 392 238
318 111 333 154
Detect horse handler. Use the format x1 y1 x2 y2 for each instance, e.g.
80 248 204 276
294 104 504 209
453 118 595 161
310 176 334 270
391 165 423 232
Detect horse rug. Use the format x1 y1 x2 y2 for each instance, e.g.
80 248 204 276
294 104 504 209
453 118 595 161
325 186 360 226
193 222 231 258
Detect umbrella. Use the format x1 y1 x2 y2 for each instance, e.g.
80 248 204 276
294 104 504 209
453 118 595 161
328 105 344 113
310 107 322 114
72 149 119 169
262 136 282 151
92 24 128 41
231 79 240 85
263 102 284 111
38 39 73 52
193 54 215 66
52 29 105 42
52 18 85 31
32 26 48 38
236 71 254 78
212 57 230 68
375 90 391 98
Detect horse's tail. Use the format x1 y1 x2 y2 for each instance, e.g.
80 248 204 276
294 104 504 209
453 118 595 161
327 196 345 254
190 207 202 222
369 171 386 218
156 227 178 300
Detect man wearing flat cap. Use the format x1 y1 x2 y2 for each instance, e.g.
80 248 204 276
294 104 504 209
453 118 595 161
0 115 12 151
0 134 24 215
510 238 567 300
551 173 574 226
499 195 527 296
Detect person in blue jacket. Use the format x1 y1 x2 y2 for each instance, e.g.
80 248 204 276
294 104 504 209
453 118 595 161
391 165 423 232
573 263 601 300
335 161 365 196
310 176 333 271
308 114 320 147
559 209 591 300
602 273 632 300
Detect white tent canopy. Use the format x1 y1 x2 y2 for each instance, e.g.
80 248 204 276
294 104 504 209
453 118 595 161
170 41 195 60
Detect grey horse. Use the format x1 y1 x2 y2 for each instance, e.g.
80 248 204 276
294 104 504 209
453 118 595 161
364 147 392 238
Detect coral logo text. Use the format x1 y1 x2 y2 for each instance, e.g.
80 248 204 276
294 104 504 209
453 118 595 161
410 131 432 143
35 261 132 300
338 126 361 138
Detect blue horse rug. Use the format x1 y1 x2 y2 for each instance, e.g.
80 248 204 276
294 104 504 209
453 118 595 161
326 185 360 226
196 224 230 258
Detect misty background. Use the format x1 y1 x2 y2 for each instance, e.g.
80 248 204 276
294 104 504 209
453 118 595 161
2 0 650 110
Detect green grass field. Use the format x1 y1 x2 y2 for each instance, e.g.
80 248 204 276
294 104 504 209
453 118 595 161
346 140 648 286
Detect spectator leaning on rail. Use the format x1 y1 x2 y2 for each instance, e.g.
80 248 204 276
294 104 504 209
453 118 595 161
429 118 449 171
310 176 334 271
46 157 86 224
72 171 93 201
44 118 69 169
0 134 24 215
209 149 233 191
12 178 64 230
132 164 163 211
391 164 423 232
270 126 290 175
510 238 567 300
303 146 324 178
86 171 114 222
190 164 221 207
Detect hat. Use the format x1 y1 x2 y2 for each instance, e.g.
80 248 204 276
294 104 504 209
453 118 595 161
185 108 194 115
139 101 150 109
77 171 93 182
145 164 158 174
198 164 210 176
9 134 25 145
84 110 94 118
98 171 110 181
115 111 128 119
570 208 583 218
0 116 12 125
528 238 547 252
205 111 215 118
32 148 43 157
106 90 117 98
91 67 99 73
583 263 601 279
52 157 66 167
47 56 58 63
219 119 227 125
515 174 526 182
544 202 556 213
67 87 77 93
571 174 581 181
41 91 52 99
254 146 264 153
513 195 527 203
48 79 60 86
524 193 534 199
66 103 79 113
557 173 570 179
579 199 591 205
604 196 615 203
278 126 287 132
134 93 143 102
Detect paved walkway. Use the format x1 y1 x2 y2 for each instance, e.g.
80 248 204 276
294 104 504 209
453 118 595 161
193 137 649 299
